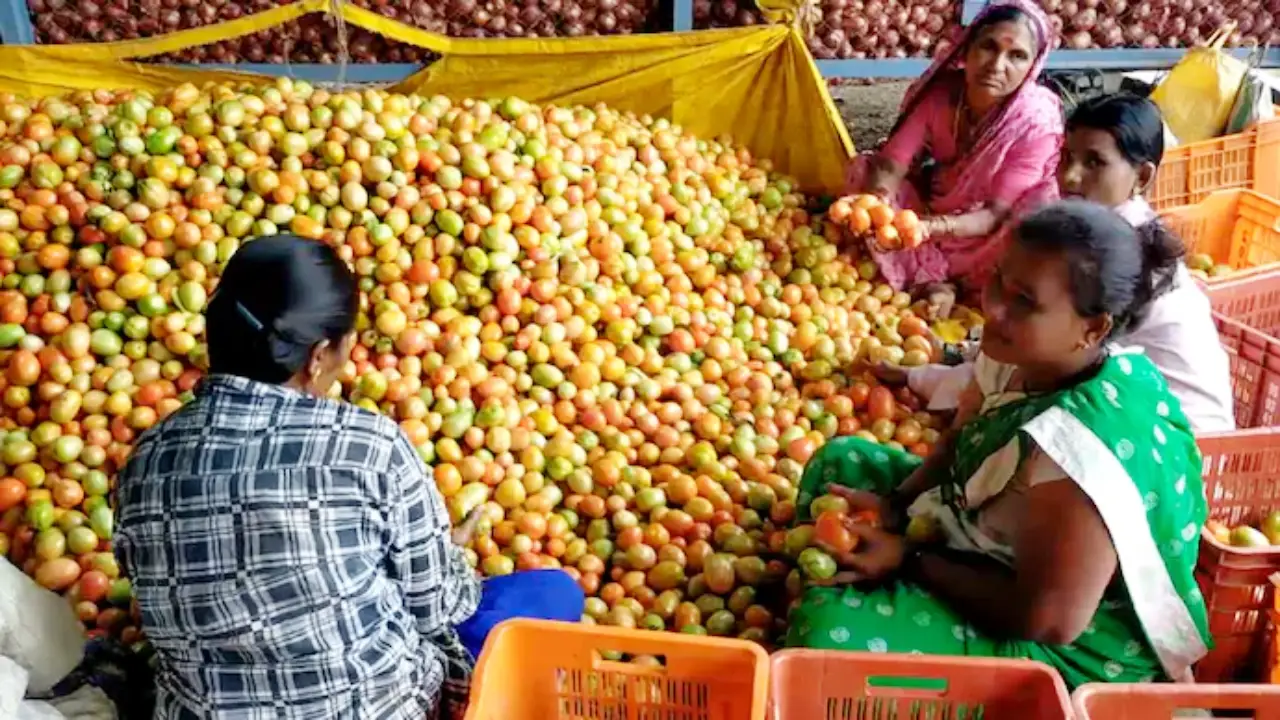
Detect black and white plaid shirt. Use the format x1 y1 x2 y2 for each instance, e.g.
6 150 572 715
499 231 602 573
116 375 481 720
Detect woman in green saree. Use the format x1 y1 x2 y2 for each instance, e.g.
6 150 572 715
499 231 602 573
786 200 1210 687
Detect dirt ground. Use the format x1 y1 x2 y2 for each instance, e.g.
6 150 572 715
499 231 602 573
828 80 911 151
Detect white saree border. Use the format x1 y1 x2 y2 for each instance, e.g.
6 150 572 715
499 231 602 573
1024 406 1207 683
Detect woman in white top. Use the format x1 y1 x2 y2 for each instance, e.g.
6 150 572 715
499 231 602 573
897 94 1235 430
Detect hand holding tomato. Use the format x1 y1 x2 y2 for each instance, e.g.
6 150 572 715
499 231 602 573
824 483 905 531
815 510 858 554
451 507 485 547
810 523 908 586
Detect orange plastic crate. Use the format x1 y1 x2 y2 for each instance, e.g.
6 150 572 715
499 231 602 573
1208 268 1280 339
1195 427 1280 682
769 650 1071 719
463 619 769 720
1270 575 1280 684
1159 189 1280 284
1213 313 1280 428
1151 113 1280 210
1073 682 1280 718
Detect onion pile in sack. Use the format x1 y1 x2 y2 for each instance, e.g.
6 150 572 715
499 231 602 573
1040 0 1279 49
695 0 958 59
29 0 659 64
0 79 982 645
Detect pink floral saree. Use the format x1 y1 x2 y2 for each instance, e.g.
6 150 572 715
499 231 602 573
848 0 1064 292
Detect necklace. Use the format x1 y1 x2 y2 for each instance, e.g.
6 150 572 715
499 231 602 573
953 95 977 151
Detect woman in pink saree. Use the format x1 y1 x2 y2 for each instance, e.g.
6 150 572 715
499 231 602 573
849 0 1063 304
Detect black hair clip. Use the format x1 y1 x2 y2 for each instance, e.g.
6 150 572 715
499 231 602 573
235 301 265 333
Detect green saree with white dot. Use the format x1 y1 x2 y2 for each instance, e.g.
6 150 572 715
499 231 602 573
786 351 1211 687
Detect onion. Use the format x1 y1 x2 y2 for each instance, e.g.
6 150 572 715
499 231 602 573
1068 29 1092 48
1073 8 1098 30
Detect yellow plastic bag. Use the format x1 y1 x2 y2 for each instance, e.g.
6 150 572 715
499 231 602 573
1150 26 1248 144
0 0 853 194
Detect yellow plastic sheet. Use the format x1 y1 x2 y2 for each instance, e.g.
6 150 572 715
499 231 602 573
0 0 853 193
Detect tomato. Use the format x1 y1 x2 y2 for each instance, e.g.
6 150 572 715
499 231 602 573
0 477 25 511
6 350 41 387
850 509 882 528
703 553 737 594
867 386 896 422
809 493 851 518
34 556 80 590
797 547 837 580
815 510 858 554
647 561 685 591
77 569 110 603
848 382 872 409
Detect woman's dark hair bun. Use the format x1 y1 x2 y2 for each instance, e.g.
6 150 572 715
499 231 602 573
1014 200 1159 336
206 234 358 384
1131 218 1184 324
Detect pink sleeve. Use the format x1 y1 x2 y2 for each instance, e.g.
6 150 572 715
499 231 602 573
987 130 1063 207
878 89 945 168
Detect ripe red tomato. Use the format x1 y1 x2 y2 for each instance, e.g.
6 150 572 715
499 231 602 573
850 510 882 529
815 510 858 554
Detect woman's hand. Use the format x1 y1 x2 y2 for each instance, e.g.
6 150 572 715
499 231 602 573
451 507 485 547
920 283 957 322
871 362 910 387
811 523 909 586
920 216 948 239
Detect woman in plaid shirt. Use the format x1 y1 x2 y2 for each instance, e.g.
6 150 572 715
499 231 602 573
116 235 582 720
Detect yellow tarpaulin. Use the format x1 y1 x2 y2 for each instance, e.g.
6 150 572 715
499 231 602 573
0 0 853 193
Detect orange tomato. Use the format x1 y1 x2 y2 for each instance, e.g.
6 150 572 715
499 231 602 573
901 225 925 249
853 194 881 210
898 316 930 338
828 198 853 223
894 208 920 233
867 386 896 422
868 204 896 229
815 510 858 554
849 207 873 235
848 382 872 409
0 478 25 511
786 435 818 463
875 224 901 251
